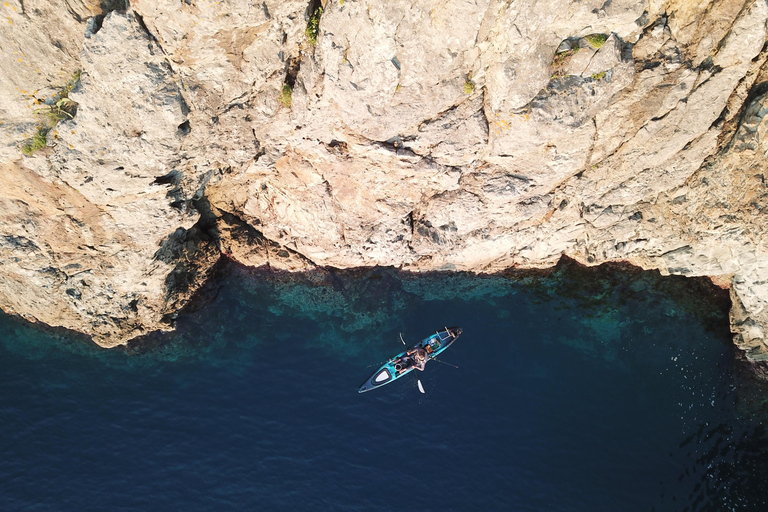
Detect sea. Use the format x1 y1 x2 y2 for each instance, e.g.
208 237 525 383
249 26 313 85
2 258 768 512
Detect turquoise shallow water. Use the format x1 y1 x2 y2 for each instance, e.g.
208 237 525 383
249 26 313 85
1 259 767 511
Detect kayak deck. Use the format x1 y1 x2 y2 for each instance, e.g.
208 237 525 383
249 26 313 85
358 326 462 393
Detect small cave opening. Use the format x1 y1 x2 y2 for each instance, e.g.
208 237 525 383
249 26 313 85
177 120 191 136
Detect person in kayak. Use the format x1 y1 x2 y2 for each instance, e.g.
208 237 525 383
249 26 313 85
411 347 428 371
395 354 413 372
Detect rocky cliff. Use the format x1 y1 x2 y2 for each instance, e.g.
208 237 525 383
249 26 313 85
2 0 768 358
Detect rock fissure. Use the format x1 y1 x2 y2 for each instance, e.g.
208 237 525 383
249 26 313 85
132 11 163 50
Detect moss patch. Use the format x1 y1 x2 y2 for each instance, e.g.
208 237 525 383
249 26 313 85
584 34 608 49
280 84 293 108
464 73 474 94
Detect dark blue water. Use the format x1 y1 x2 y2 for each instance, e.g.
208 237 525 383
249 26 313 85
2 260 768 511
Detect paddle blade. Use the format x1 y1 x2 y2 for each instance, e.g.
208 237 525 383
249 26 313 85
417 379 425 394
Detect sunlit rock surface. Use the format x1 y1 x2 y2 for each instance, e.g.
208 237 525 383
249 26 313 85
1 0 768 360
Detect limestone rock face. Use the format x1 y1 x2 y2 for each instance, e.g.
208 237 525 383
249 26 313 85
3 0 768 360
1 8 218 345
0 0 89 162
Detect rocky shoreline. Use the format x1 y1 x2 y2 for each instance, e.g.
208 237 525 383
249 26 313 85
2 0 768 360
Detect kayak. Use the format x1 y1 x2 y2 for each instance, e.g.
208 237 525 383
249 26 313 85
358 327 463 393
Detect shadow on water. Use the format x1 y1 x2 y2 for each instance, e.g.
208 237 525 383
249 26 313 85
5 256 768 511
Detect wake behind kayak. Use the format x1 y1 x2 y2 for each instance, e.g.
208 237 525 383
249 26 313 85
358 327 462 393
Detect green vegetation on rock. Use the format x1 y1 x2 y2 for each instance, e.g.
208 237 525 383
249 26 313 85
464 73 475 94
584 34 608 49
21 70 81 156
21 128 49 156
553 46 578 67
306 7 323 46
550 70 566 80
61 70 81 96
280 83 293 108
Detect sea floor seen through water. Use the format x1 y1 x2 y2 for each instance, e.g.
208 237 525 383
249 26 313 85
2 260 768 512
